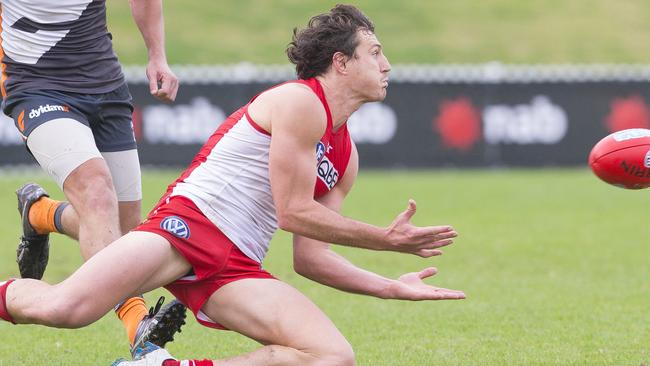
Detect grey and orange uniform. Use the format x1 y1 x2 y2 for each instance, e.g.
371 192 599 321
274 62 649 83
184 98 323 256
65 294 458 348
0 0 124 97
0 0 140 198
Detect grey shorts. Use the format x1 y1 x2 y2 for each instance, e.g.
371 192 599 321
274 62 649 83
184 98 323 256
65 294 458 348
2 84 142 200
3 83 136 152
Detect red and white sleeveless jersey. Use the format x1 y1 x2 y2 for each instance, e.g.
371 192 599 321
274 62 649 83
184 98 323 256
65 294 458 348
162 78 352 263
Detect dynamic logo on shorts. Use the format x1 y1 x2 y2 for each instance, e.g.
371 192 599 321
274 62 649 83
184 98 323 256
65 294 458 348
28 104 70 119
645 150 650 168
160 216 190 239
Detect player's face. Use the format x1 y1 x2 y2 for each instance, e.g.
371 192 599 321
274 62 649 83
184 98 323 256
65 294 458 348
347 30 391 102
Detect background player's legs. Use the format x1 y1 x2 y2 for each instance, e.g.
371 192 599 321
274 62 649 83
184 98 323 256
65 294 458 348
60 157 121 259
119 201 142 234
40 149 143 240
4 231 191 327
45 199 140 239
24 119 185 349
27 118 120 259
103 150 143 234
197 279 355 366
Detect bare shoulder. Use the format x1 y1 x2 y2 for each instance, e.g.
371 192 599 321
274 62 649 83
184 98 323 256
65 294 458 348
248 82 326 133
265 82 319 104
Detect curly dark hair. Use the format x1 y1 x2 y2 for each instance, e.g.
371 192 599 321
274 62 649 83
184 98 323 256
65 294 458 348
287 4 375 79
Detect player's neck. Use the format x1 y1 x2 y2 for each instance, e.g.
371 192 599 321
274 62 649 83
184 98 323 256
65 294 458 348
316 76 364 130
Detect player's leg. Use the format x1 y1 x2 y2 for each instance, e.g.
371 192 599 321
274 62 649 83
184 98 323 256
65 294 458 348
14 117 113 281
203 279 355 365
21 106 184 350
19 84 141 261
102 149 143 234
1 231 191 328
112 201 353 366
114 279 355 366
20 125 144 248
26 117 121 260
119 201 142 234
92 85 188 353
94 83 144 235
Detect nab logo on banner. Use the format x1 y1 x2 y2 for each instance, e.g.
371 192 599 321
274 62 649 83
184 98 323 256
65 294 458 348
434 95 567 149
142 97 226 144
483 96 568 145
160 216 191 239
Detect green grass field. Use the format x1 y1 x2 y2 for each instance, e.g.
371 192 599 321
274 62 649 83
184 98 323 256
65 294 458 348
106 1 650 65
0 169 647 365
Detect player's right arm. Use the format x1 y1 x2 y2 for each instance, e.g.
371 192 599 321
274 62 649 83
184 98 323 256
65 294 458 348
260 85 456 256
292 143 464 300
128 0 178 102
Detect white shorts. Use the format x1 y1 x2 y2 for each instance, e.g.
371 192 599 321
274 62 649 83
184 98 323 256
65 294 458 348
27 118 142 201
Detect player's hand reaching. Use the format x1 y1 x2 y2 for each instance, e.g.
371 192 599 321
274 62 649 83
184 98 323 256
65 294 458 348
384 199 457 257
385 267 466 300
146 60 179 102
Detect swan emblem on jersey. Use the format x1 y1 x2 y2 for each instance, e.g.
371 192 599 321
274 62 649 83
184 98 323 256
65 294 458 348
316 142 326 162
160 216 191 239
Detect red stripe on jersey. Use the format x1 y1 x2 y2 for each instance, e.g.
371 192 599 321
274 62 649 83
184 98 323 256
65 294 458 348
244 109 271 136
299 78 333 130
245 78 334 132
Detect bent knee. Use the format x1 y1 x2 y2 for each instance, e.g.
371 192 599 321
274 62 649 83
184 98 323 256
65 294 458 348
323 346 355 366
65 159 115 194
73 172 115 196
66 171 118 211
311 341 356 366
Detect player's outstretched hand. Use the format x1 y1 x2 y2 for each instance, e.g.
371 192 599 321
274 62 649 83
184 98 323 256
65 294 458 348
385 199 457 257
146 60 179 102
387 267 465 301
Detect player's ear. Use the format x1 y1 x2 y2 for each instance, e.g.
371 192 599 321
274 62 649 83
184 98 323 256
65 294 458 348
332 52 349 74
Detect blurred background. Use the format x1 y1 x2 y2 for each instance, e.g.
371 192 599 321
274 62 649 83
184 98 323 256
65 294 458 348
0 1 649 365
3 0 650 168
124 0 649 169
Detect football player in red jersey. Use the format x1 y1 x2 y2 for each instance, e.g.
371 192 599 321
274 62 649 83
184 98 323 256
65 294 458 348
0 5 464 365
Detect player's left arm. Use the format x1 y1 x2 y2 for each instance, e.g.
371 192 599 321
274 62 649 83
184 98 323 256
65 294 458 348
128 0 178 102
292 143 465 301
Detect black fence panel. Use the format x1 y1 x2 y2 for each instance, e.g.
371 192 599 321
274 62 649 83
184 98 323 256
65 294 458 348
2 65 650 168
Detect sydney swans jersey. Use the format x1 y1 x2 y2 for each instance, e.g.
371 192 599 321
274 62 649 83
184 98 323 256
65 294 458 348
0 0 124 97
162 78 353 263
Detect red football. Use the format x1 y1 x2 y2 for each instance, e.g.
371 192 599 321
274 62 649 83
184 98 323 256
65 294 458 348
589 128 650 189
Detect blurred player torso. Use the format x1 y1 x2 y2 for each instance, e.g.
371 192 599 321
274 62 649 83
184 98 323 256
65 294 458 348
0 0 124 97
165 78 352 263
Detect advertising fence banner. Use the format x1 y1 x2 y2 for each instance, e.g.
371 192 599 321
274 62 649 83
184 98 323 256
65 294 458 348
2 64 650 168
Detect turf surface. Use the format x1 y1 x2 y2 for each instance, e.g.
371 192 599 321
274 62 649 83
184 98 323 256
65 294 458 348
0 168 647 365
